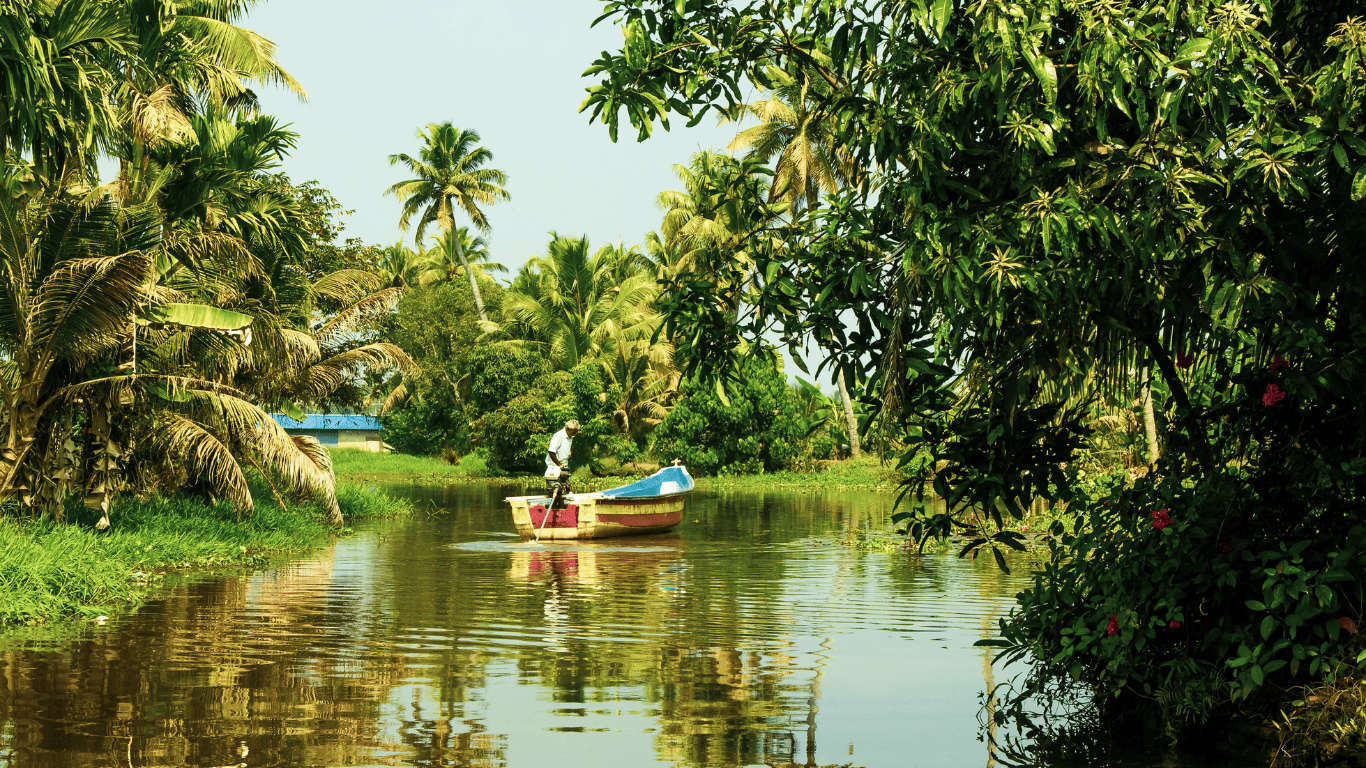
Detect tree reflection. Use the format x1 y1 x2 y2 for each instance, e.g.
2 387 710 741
0 485 1024 768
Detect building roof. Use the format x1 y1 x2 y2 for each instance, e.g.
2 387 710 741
271 413 380 431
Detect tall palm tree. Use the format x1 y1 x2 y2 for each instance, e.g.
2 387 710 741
113 0 307 203
724 70 866 456
722 65 859 214
419 226 506 287
656 151 788 313
385 123 509 324
495 233 661 372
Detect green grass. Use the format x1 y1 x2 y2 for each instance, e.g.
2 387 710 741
698 456 908 491
329 448 493 482
0 478 411 630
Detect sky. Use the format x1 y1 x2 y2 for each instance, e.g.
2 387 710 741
244 0 745 274
240 0 830 380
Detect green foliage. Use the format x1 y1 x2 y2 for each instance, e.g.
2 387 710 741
380 281 502 454
472 367 567 472
584 0 1366 736
652 356 804 475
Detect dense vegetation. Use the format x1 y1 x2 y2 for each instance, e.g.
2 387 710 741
0 0 415 527
577 0 1366 758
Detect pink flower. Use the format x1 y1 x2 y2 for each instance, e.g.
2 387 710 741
1151 508 1173 530
1106 615 1119 635
1269 355 1288 373
1262 383 1287 406
1169 620 1182 629
1221 543 1233 553
1175 352 1195 369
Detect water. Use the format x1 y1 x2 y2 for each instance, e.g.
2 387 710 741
0 484 1034 767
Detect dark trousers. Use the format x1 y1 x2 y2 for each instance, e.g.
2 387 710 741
546 473 572 509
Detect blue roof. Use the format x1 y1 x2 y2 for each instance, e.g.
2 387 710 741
271 414 379 431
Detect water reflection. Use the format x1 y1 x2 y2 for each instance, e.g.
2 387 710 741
0 484 1029 767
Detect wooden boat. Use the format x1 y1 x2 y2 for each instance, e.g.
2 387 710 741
506 466 694 540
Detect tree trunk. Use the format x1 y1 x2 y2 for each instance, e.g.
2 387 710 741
1141 365 1160 464
838 367 861 459
454 230 488 323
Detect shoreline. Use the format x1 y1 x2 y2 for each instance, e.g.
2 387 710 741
0 480 412 633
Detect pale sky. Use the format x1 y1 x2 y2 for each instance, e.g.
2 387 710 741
246 0 744 274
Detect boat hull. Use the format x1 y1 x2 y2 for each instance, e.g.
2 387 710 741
508 494 686 540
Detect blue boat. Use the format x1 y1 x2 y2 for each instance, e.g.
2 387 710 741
506 466 695 540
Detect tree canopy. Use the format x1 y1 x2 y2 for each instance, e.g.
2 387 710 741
581 0 1366 737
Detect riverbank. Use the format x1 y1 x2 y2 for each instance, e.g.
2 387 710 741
333 451 908 491
0 481 412 630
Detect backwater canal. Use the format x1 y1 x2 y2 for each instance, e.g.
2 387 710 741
0 484 1036 767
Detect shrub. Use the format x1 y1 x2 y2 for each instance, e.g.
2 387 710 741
651 356 804 475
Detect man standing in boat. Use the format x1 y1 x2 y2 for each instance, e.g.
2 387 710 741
545 420 578 508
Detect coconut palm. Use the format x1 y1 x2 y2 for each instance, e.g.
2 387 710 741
722 65 859 214
601 330 677 446
377 239 424 288
724 72 868 455
0 1 129 187
386 123 509 324
419 227 506 287
495 234 660 372
113 0 307 203
656 151 788 310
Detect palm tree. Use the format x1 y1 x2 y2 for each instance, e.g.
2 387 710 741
377 239 424 288
724 70 866 456
0 1 129 187
419 226 506 287
601 330 677 446
495 233 661 372
656 151 788 313
386 123 509 324
113 0 307 203
722 65 859 214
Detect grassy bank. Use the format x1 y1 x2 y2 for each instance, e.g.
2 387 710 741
330 448 489 483
0 480 411 629
697 456 906 491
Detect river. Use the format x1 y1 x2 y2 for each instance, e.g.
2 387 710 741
0 484 1035 767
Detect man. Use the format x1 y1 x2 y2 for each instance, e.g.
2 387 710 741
545 420 579 508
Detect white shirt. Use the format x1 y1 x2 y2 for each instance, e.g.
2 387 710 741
546 428 573 471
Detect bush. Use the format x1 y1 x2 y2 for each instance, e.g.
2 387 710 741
651 356 804 475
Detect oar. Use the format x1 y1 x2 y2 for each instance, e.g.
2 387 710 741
535 491 557 543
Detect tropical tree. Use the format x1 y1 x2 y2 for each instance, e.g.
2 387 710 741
582 0 1366 740
655 150 788 313
725 71 865 456
112 0 306 203
0 0 128 188
419 226 505 287
495 233 662 372
723 64 857 214
377 239 423 288
386 123 509 324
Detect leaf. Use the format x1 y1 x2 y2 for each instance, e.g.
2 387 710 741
280 401 306 422
1261 615 1277 640
1246 600 1267 611
1353 167 1366 201
991 547 1011 574
931 0 952 37
1174 38 1212 62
